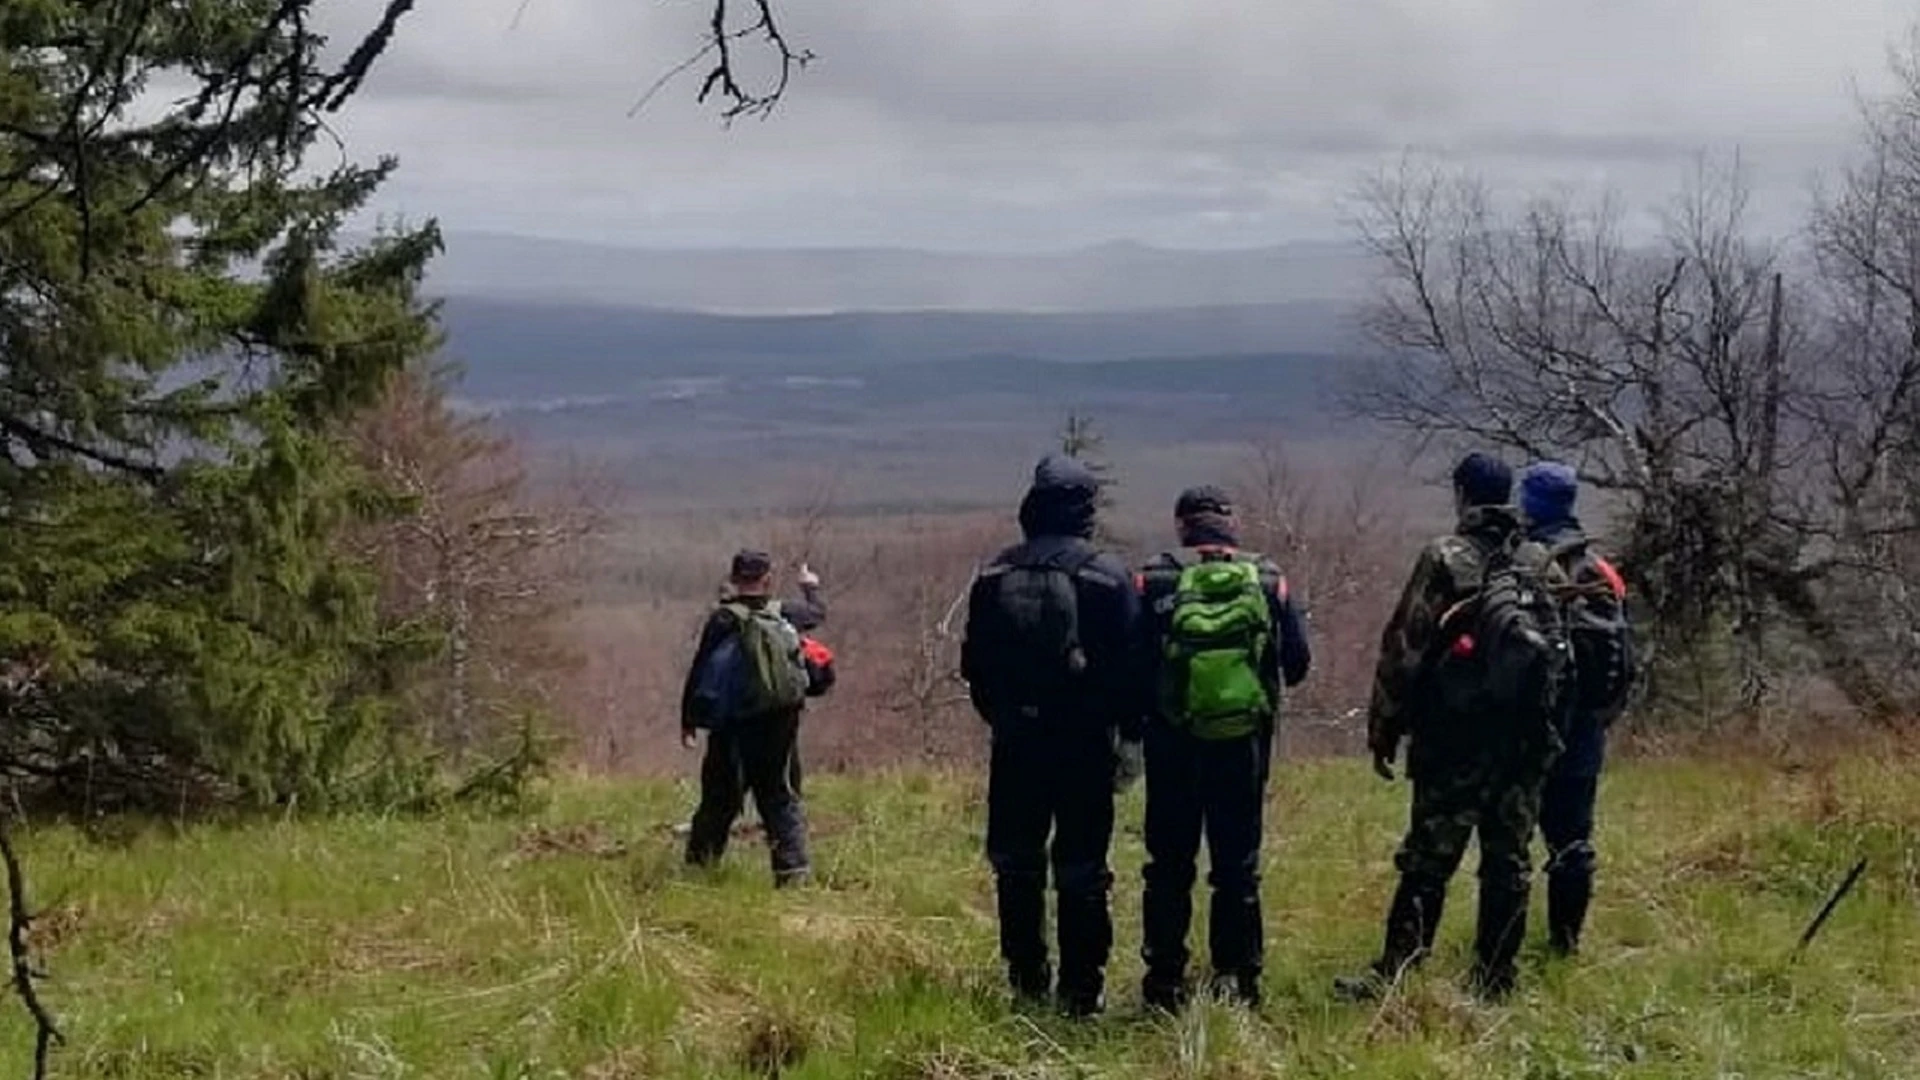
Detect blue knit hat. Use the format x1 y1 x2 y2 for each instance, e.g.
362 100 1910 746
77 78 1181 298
1520 461 1579 526
1451 452 1513 508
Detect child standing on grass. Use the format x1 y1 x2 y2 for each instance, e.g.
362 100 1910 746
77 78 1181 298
680 551 826 887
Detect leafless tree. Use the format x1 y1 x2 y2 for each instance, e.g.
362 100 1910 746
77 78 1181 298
1343 149 1904 725
346 366 605 764
1799 29 1920 714
1234 440 1415 747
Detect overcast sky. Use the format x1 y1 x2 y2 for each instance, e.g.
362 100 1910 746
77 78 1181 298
320 0 1920 252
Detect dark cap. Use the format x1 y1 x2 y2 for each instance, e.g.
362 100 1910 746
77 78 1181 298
1175 485 1233 519
729 549 773 582
1451 452 1513 508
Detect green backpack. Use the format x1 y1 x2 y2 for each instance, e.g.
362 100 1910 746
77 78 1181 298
722 600 811 718
1159 555 1273 740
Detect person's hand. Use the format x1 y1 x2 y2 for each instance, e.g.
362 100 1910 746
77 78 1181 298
681 730 699 751
797 563 821 588
1374 734 1405 776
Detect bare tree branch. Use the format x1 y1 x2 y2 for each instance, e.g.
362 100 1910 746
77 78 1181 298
0 810 60 1080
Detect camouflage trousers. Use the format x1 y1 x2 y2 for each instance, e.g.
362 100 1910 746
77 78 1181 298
1394 757 1549 894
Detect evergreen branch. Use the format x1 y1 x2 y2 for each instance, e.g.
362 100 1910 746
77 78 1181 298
0 811 61 1080
0 413 164 482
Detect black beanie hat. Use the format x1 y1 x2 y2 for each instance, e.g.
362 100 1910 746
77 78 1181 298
1452 452 1513 507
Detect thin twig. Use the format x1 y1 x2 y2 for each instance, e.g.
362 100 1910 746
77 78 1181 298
0 811 61 1080
1793 857 1868 959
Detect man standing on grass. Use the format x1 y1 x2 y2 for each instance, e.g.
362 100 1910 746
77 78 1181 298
1337 452 1565 1002
1519 462 1636 957
1135 485 1310 1011
681 550 826 887
961 454 1140 1017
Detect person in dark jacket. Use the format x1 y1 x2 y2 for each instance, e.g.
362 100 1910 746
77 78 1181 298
680 551 826 887
1135 486 1311 1010
960 455 1141 1017
1520 461 1634 956
1337 452 1553 1002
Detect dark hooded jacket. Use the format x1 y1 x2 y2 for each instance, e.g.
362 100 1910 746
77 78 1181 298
961 456 1140 734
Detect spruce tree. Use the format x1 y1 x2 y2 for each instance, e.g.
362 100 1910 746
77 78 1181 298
0 3 441 809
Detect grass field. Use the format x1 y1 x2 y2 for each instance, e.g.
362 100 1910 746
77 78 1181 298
3 753 1918 1078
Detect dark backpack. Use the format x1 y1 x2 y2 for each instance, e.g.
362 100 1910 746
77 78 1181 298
691 601 810 730
1434 536 1573 752
973 546 1100 720
1549 540 1636 724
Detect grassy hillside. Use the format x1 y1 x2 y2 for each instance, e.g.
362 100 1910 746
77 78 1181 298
4 755 1917 1078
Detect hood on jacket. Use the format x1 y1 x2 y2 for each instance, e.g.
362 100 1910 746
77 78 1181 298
1520 461 1579 530
1017 453 1100 540
1457 503 1523 545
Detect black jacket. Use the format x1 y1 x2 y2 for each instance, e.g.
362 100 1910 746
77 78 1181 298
960 455 1141 734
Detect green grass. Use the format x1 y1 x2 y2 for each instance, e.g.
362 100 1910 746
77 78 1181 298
4 755 1919 1078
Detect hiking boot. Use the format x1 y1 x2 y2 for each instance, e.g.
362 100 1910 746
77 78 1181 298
1332 969 1390 1003
1470 883 1528 1001
1336 876 1445 1003
1009 963 1052 1006
1142 971 1189 1014
1056 985 1106 1019
1207 970 1261 1008
1546 873 1592 957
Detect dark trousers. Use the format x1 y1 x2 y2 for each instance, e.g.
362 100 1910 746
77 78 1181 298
686 710 810 883
1540 718 1604 881
1141 724 1272 989
1539 770 1598 881
986 723 1116 998
1538 722 1603 952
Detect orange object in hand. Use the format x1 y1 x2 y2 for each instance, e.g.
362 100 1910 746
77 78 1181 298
800 636 835 667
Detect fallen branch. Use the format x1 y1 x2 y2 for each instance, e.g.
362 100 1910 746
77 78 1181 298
1794 857 1869 959
0 810 60 1080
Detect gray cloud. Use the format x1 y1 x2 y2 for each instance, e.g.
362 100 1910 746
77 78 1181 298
322 0 1920 251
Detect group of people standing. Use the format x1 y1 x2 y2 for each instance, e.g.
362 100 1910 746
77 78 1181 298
676 449 1633 1018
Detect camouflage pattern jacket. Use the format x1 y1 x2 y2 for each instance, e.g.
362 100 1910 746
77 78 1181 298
1367 505 1525 768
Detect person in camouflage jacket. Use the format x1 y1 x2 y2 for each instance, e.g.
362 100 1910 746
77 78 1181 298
1337 452 1558 1002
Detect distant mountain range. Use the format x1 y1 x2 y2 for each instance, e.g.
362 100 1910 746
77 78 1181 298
421 232 1374 315
411 234 1381 508
438 296 1361 402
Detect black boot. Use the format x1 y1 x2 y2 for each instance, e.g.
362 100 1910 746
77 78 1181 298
1547 872 1592 957
996 873 1050 1005
1208 970 1261 1008
1334 876 1445 1002
1470 883 1528 1001
1055 977 1105 1019
1142 969 1189 1014
1055 880 1112 1019
1009 962 1052 1006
